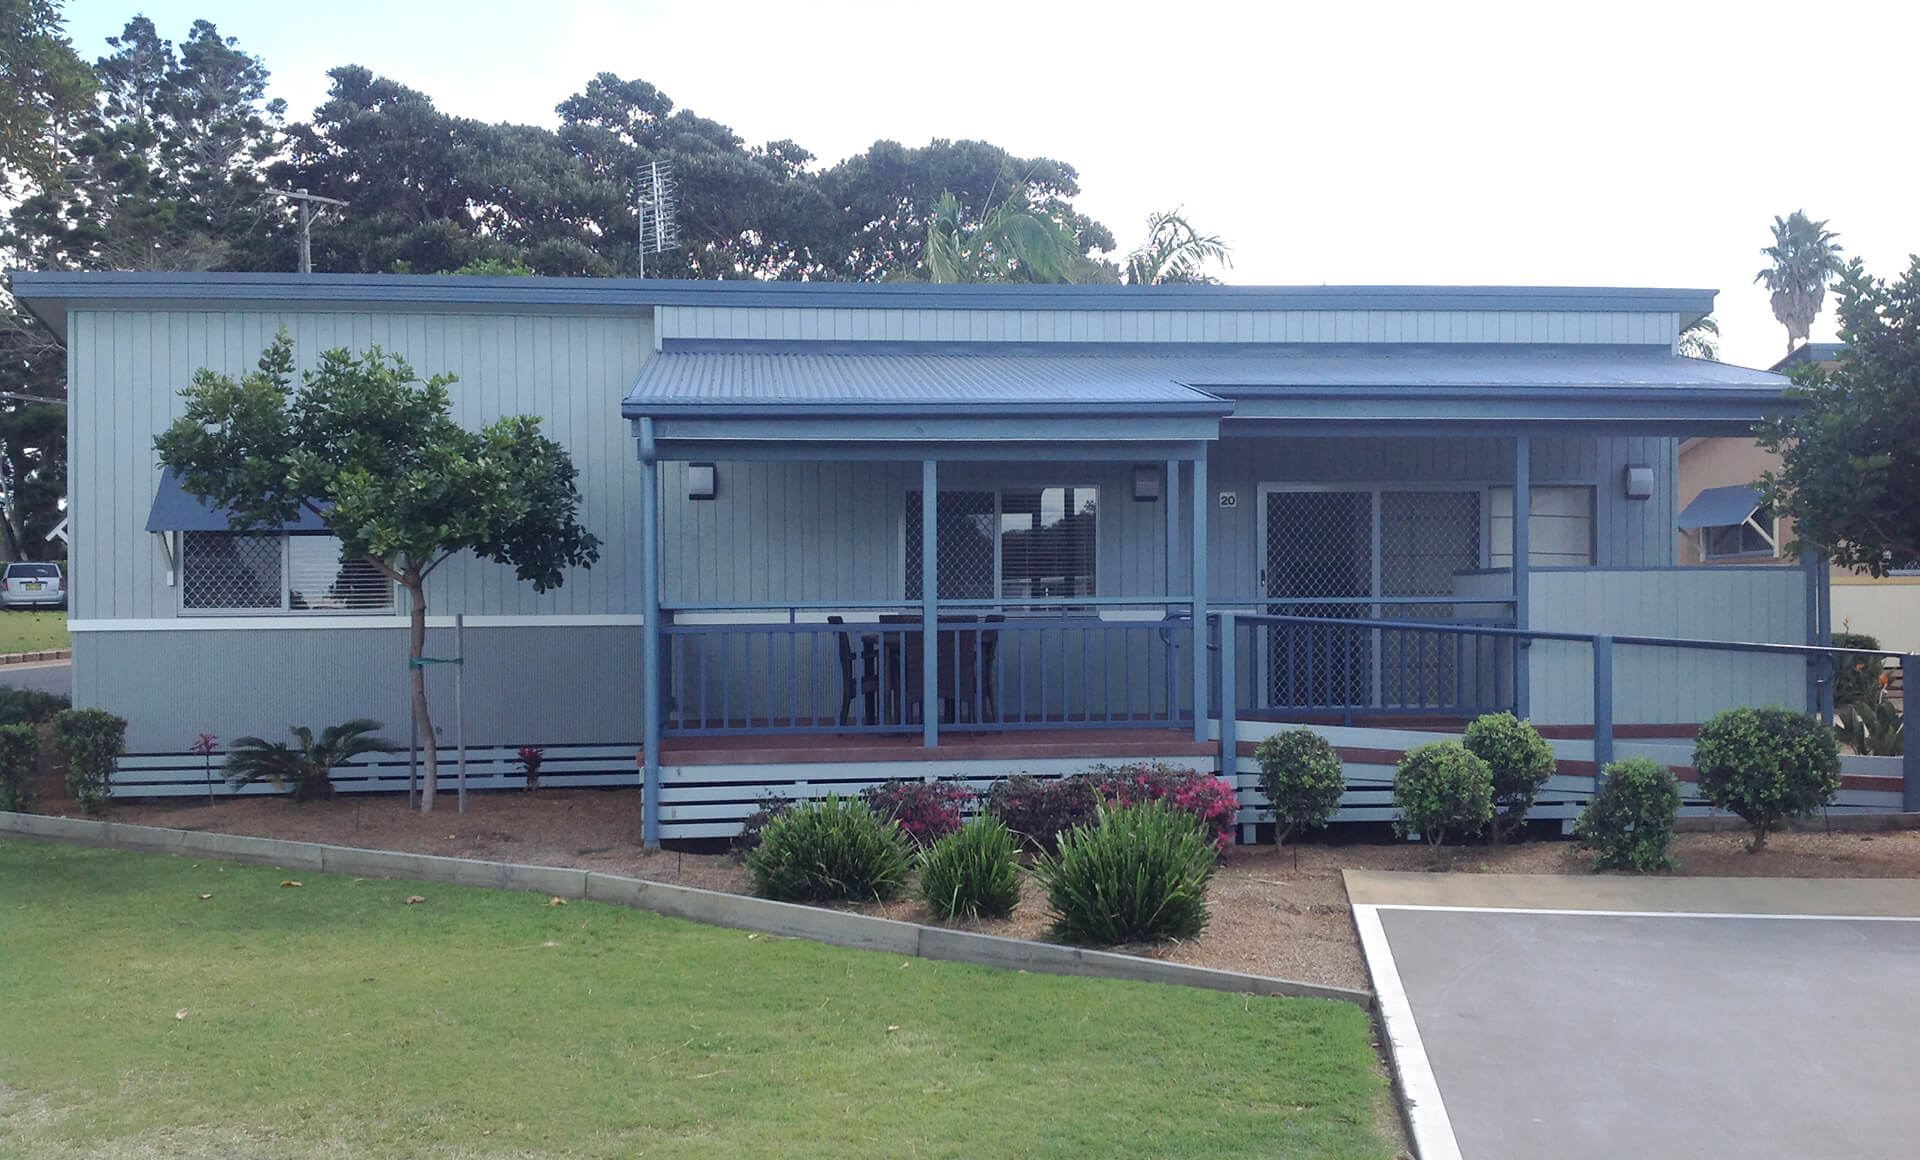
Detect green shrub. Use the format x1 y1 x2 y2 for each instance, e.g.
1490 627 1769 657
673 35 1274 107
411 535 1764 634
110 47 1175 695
1463 712 1557 842
1253 729 1345 854
225 719 399 803
745 795 912 903
1838 696 1904 757
729 793 793 861
984 774 1099 853
0 686 68 727
918 816 1022 921
1573 757 1682 872
1830 631 1884 710
1034 801 1214 946
1391 741 1494 847
1693 707 1842 850
0 722 39 812
53 708 126 815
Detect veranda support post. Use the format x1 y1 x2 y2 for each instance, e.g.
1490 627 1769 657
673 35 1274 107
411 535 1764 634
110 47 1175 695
1905 655 1919 812
1592 634 1614 789
1190 450 1209 744
1513 434 1531 719
639 418 663 848
920 460 938 748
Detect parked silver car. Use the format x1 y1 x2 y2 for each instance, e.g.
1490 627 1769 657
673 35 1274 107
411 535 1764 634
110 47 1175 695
1 562 65 609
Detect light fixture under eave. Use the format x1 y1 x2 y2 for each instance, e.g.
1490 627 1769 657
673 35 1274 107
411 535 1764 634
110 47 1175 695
1623 464 1654 500
1132 464 1161 503
687 463 717 501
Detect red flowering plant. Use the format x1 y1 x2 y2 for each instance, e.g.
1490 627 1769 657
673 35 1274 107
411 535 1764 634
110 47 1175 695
1087 762 1238 853
860 779 975 846
517 746 544 792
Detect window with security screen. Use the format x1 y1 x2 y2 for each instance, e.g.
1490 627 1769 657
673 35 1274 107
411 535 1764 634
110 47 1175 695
905 487 1097 602
182 532 393 613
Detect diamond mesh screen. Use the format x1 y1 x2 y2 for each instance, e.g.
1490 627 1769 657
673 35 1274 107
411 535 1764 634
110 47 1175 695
1379 491 1481 706
182 532 283 610
1265 490 1371 706
905 491 997 600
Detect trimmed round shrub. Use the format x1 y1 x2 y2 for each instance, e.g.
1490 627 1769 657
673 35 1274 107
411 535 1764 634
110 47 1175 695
0 721 39 812
861 779 974 846
1574 757 1682 872
1392 741 1494 847
53 708 126 816
1253 729 1345 850
745 796 912 903
1693 707 1842 850
918 816 1022 921
1088 762 1238 853
1035 801 1215 946
985 774 1098 854
1463 712 1556 842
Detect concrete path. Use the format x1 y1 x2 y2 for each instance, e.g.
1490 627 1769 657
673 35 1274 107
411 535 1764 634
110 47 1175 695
0 659 70 698
1347 870 1920 1160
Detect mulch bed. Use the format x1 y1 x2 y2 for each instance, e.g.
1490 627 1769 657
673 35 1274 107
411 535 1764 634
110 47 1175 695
41 786 1920 993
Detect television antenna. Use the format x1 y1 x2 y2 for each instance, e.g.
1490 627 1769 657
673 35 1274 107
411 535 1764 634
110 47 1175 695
636 160 679 278
275 187 349 274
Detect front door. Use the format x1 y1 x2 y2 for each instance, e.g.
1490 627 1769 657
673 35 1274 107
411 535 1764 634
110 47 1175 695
1259 486 1482 710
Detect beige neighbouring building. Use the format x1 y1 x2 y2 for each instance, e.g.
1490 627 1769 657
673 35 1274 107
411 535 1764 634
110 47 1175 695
1676 343 1920 652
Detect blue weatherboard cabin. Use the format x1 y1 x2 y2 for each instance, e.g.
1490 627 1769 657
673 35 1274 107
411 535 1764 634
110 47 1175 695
12 272 1905 841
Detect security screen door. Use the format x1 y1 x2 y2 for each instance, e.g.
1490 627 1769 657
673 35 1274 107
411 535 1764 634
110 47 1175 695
1260 487 1482 709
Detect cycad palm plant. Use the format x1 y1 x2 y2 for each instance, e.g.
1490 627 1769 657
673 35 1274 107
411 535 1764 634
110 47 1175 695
226 719 400 803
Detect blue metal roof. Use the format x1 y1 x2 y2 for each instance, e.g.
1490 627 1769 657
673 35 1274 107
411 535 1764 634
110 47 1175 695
145 469 329 533
7 270 1718 341
621 349 1791 422
1677 484 1765 530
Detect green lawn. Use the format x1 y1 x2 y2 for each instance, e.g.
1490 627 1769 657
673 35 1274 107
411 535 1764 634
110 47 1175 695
0 610 68 655
0 841 1395 1159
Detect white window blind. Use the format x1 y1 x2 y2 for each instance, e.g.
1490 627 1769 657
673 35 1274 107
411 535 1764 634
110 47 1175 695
1490 486 1595 567
288 536 394 610
904 486 1098 602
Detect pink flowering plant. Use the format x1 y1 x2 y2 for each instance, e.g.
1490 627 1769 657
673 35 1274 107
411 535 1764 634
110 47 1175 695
517 745 544 792
860 779 975 846
1087 762 1238 852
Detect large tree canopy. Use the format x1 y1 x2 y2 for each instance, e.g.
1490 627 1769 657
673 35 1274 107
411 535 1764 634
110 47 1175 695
154 333 601 810
1759 256 1920 576
0 0 96 197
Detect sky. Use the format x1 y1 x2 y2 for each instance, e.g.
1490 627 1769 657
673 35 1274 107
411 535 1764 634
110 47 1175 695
60 0 1920 370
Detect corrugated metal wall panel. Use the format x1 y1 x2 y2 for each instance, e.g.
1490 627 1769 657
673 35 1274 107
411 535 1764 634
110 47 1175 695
655 307 1684 346
70 309 652 622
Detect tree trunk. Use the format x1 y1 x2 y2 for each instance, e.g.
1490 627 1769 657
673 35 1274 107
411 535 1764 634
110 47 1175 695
407 578 439 812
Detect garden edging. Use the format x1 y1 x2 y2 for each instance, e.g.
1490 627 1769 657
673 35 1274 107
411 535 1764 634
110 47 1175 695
0 810 1372 1007
0 648 68 666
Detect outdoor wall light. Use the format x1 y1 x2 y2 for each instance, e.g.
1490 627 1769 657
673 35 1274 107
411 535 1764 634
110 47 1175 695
1132 464 1161 502
687 462 717 501
1623 464 1654 500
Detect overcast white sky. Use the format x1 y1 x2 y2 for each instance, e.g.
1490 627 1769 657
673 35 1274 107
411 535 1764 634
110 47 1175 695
63 0 1920 369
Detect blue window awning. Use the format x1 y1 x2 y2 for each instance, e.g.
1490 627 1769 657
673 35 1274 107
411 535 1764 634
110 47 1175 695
144 469 328 533
1677 484 1764 530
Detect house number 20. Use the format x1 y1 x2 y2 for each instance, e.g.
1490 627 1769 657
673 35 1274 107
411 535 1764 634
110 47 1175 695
1217 491 1238 508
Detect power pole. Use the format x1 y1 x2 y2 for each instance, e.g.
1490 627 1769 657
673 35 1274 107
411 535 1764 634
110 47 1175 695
276 188 348 273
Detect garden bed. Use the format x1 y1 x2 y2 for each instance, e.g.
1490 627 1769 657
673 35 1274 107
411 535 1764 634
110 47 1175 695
84 788 1920 992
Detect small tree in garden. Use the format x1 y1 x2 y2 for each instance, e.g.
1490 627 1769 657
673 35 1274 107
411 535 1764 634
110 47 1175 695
154 333 601 812
225 719 400 803
1463 712 1557 842
1692 707 1841 850
1391 742 1493 849
1253 729 1345 863
53 708 126 815
1574 757 1682 873
190 733 219 805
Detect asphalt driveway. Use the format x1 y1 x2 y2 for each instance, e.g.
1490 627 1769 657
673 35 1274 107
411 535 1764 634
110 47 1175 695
1348 871 1920 1160
0 660 71 699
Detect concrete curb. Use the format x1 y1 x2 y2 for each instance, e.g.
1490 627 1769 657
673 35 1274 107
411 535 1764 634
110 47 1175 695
0 811 1371 1007
0 648 69 666
1675 811 1920 834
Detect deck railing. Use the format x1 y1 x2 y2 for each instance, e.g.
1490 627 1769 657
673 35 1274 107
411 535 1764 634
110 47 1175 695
659 599 1191 737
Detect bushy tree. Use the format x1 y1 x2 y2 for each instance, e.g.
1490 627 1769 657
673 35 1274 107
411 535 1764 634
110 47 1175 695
1574 757 1681 873
1392 742 1494 848
1252 728 1345 861
154 333 600 811
1760 256 1920 576
0 0 96 197
1692 707 1841 850
1463 712 1557 842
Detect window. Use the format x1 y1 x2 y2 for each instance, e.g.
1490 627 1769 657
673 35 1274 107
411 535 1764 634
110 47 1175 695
1490 486 1595 567
182 532 393 613
1703 504 1777 560
906 486 1098 602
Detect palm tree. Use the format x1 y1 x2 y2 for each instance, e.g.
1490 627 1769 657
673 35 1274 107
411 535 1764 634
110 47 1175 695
924 190 1082 284
1677 315 1719 360
1123 209 1231 285
1754 211 1844 356
226 719 400 803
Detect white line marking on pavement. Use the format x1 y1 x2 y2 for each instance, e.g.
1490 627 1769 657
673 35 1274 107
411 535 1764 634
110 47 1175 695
1352 904 1463 1160
1369 904 1920 922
